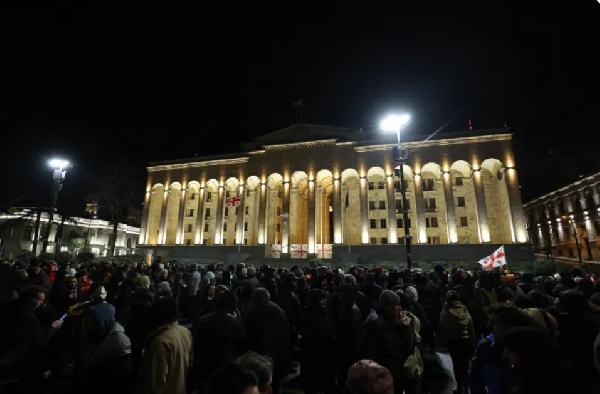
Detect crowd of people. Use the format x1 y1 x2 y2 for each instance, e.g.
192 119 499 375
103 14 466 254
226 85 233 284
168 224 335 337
1 257 600 394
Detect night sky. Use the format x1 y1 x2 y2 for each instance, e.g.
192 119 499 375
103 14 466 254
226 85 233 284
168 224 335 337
1 1 598 213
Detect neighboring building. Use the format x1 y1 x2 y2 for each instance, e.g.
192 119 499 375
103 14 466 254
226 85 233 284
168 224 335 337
0 210 140 259
138 123 529 265
524 173 600 260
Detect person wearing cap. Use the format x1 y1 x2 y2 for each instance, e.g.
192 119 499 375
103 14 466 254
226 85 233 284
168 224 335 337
346 359 394 394
359 289 415 394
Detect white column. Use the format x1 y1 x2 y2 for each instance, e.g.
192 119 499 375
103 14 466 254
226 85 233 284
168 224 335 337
258 183 267 244
176 188 188 244
308 180 316 253
360 177 369 244
442 173 458 243
194 188 205 245
386 175 398 243
236 185 246 245
214 186 225 244
157 189 169 244
333 178 342 244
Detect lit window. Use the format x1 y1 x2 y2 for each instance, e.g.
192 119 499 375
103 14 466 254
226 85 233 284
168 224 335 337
60 246 68 252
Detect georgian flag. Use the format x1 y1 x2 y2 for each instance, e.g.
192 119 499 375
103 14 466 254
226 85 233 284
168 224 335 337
478 246 506 270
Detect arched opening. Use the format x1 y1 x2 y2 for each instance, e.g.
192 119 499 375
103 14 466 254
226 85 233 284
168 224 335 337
290 171 309 246
164 182 182 245
450 160 476 244
315 170 333 247
244 176 261 245
266 173 283 246
481 158 513 243
341 168 361 245
203 179 219 245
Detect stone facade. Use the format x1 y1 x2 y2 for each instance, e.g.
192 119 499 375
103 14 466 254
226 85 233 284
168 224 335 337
524 172 600 260
139 124 528 257
0 211 139 258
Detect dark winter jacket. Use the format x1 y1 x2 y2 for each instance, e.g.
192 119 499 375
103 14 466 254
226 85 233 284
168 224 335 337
277 286 301 336
359 314 415 394
26 270 49 289
301 291 336 376
468 334 513 394
438 301 475 346
416 282 442 323
245 301 290 366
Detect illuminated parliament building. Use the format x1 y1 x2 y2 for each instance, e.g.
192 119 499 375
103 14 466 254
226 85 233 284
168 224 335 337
138 124 530 265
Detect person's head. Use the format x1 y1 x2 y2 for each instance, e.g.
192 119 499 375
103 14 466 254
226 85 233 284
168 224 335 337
377 290 402 321
251 288 270 307
20 285 46 307
236 352 273 394
346 359 394 394
502 326 551 366
282 272 297 289
148 296 177 328
156 281 172 297
207 364 260 394
127 270 141 283
67 275 79 290
558 290 589 315
215 288 238 314
446 290 460 305
139 275 150 289
487 304 532 342
83 303 116 340
29 260 42 275
307 289 328 312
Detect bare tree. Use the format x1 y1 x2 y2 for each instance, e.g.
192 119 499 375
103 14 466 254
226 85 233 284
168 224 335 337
88 161 141 256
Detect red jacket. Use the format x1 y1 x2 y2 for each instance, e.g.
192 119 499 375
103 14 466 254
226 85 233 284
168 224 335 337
47 263 58 282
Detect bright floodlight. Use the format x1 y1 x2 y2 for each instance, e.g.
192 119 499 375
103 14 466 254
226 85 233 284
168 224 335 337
380 114 411 131
49 159 70 169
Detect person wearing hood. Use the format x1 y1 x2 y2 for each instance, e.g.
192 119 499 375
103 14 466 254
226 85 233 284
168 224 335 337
359 289 415 394
125 289 154 379
137 297 193 394
244 288 290 394
71 302 132 394
301 288 335 394
244 267 260 290
261 267 279 304
156 281 173 298
193 288 246 392
438 290 475 394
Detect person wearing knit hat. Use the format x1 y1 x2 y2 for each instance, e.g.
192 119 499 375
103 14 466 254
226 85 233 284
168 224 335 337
346 359 394 394
404 286 418 302
139 275 151 289
157 281 173 298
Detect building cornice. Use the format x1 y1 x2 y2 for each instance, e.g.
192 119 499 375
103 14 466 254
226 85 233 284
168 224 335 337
263 139 337 151
523 172 600 209
148 157 250 172
0 212 140 234
354 133 512 153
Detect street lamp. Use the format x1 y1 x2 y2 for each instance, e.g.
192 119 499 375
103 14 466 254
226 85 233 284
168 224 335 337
380 114 413 268
42 159 71 253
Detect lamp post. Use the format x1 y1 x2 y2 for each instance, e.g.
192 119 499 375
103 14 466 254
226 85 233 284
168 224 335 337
42 159 70 253
380 114 412 268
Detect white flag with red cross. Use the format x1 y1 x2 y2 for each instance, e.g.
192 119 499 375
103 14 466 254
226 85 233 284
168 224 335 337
226 196 241 207
290 244 309 259
270 244 282 258
478 246 507 270
317 243 333 259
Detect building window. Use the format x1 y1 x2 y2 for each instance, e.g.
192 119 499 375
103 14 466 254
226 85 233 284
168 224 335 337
245 206 249 215
378 201 386 210
370 219 377 229
186 239 192 246
369 201 376 210
380 219 387 229
23 226 33 240
398 237 405 244
203 239 208 246
246 189 251 197
187 209 194 217
224 223 228 232
377 182 385 190
244 222 248 231
235 223 238 231
457 197 466 207
459 217 468 227
205 208 211 219
455 177 463 186
422 178 435 191
405 200 411 211
235 207 239 215
276 223 281 232
204 223 209 232
368 182 375 190
60 246 68 252
224 209 229 219
425 198 436 212
397 218 403 228
395 200 402 213
190 193 196 200
277 190 282 199
381 237 388 245
187 224 193 232
276 207 281 216
206 192 212 202
568 248 574 258
394 181 400 192
370 237 377 245
460 236 470 244
223 239 227 245
244 239 248 245
427 236 441 244
426 217 439 227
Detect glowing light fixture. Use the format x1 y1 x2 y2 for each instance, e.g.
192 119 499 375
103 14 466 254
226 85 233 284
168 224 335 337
49 159 70 170
380 114 411 131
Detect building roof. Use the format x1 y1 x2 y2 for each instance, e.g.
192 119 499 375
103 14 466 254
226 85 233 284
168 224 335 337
147 123 512 169
523 171 600 208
